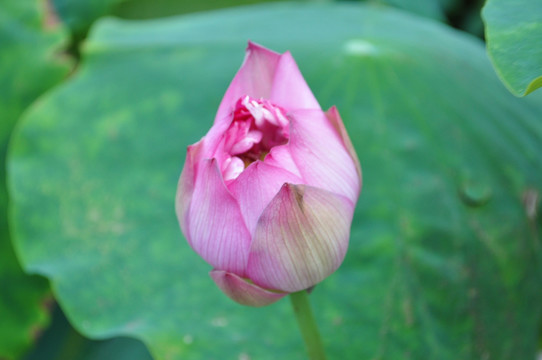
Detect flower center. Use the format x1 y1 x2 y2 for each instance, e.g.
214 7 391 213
220 96 289 182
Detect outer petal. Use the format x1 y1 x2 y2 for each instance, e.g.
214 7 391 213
186 159 251 275
325 106 362 181
269 51 320 110
288 109 361 203
210 270 286 307
175 141 203 239
215 42 281 126
246 184 355 292
229 161 303 235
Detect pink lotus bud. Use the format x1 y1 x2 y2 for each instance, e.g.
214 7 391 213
176 42 362 306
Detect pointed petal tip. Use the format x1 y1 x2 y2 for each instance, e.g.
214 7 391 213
246 40 280 57
210 270 287 307
229 161 303 235
246 40 259 50
326 105 338 116
270 52 321 110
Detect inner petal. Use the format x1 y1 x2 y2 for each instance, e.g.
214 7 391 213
216 95 290 182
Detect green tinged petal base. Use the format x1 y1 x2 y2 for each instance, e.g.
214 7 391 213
210 270 287 307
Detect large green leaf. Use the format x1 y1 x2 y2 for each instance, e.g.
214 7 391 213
9 3 542 360
482 0 542 96
0 1 71 359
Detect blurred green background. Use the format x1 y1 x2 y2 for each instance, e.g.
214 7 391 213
1 0 541 359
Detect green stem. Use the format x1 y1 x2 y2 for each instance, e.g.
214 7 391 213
289 290 327 360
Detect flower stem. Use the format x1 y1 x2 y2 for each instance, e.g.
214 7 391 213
289 290 327 360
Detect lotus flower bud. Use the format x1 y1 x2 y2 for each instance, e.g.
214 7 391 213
176 42 362 306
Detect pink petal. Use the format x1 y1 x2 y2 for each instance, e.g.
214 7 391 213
270 51 320 110
246 184 355 292
176 141 203 239
229 161 303 235
288 109 361 203
210 270 287 307
215 42 281 126
230 129 263 155
222 156 244 182
325 106 362 181
264 145 302 179
198 119 232 164
186 159 251 275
